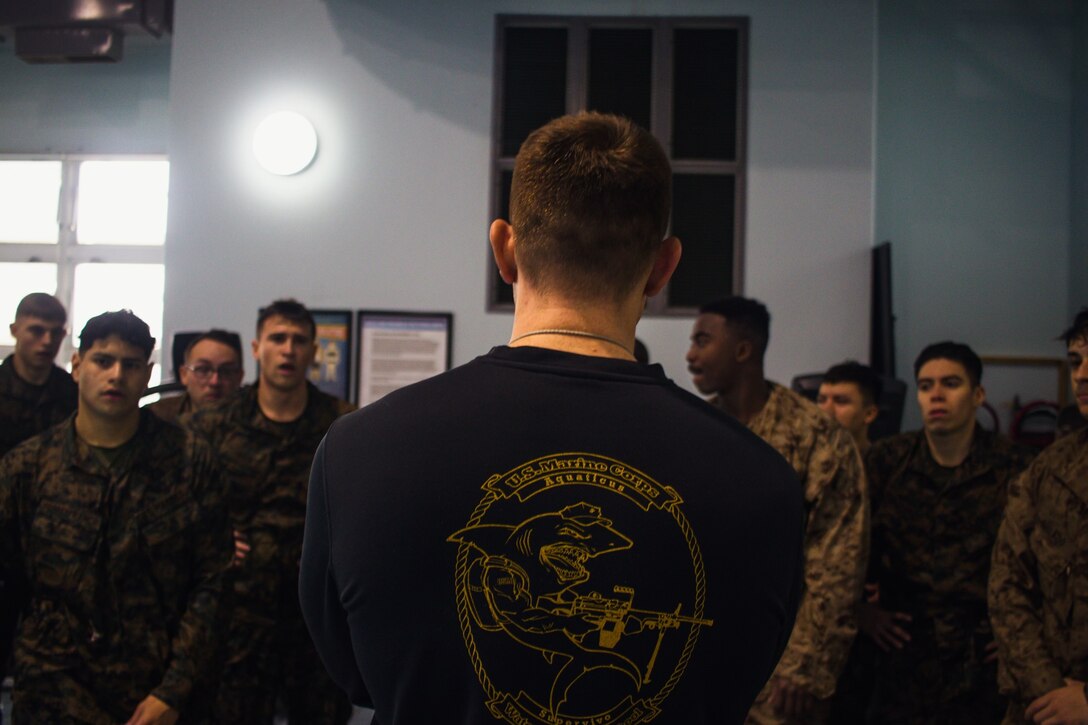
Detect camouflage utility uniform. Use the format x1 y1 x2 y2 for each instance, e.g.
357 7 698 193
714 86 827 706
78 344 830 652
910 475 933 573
188 382 354 723
732 382 868 724
0 410 234 723
0 354 78 678
989 426 1088 724
865 427 1034 724
0 354 77 458
146 391 194 425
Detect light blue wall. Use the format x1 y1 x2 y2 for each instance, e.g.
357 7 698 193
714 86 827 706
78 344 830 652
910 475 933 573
1073 3 1088 321
874 0 1073 426
0 1 1076 408
163 0 876 390
0 40 170 153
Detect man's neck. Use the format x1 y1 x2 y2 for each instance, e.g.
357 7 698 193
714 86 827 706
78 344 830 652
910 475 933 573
856 436 871 457
715 372 771 425
11 354 51 386
75 410 140 448
925 425 975 468
258 379 309 423
507 295 639 361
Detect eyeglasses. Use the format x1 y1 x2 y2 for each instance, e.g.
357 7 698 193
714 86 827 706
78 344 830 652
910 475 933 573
184 363 243 380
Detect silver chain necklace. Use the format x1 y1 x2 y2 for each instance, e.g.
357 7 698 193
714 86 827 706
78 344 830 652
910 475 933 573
508 328 633 356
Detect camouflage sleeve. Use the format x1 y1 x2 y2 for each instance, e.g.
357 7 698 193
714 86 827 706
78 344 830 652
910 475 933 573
151 440 235 710
0 449 22 581
774 427 868 699
0 448 31 679
988 463 1065 702
863 437 906 584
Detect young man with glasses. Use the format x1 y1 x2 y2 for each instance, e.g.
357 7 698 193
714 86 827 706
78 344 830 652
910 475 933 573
148 329 244 424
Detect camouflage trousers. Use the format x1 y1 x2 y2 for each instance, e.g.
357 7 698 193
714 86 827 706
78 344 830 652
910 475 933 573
212 609 352 724
869 640 1005 724
12 668 211 724
746 681 832 725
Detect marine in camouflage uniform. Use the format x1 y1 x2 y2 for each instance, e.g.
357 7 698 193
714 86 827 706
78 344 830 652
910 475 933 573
1 295 80 683
990 345 1088 725
865 426 1034 724
0 354 78 458
687 297 867 724
740 382 868 724
147 390 195 425
0 409 234 723
188 380 354 723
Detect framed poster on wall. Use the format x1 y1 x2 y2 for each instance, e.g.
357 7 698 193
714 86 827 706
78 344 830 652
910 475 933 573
356 310 453 406
308 309 354 403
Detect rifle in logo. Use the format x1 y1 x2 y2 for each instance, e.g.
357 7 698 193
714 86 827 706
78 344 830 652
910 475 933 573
549 585 714 684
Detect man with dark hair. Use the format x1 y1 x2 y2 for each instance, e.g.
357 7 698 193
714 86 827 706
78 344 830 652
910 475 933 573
990 310 1088 725
300 113 804 724
188 298 353 723
686 295 867 725
0 309 234 723
860 340 1034 722
0 293 79 683
818 361 882 455
148 329 244 423
1 293 77 457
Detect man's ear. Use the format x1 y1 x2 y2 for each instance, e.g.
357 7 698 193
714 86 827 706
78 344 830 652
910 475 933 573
973 384 986 407
643 236 682 298
735 339 752 363
863 404 879 425
251 338 260 360
70 351 81 382
489 219 518 285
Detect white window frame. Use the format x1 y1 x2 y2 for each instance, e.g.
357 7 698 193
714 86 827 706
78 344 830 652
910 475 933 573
0 153 167 369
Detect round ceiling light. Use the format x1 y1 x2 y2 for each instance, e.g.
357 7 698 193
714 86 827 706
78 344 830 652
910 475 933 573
252 111 318 175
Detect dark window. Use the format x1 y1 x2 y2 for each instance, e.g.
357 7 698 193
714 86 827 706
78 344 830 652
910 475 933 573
588 28 653 130
489 16 747 314
500 28 568 157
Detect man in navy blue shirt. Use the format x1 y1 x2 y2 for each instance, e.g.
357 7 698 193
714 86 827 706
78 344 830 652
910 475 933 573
300 112 805 725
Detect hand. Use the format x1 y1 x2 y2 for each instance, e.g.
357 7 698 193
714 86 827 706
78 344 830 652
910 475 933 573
983 639 1000 665
858 601 911 652
1026 680 1088 725
768 676 816 719
232 529 250 565
863 582 880 604
125 694 179 725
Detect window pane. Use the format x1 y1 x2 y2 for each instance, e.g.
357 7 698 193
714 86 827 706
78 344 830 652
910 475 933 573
71 263 165 350
668 174 735 307
673 28 739 160
588 28 652 130
0 161 61 243
501 27 567 157
0 263 59 346
77 160 169 245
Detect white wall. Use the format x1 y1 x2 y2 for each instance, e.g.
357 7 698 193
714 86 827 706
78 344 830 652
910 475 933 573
1073 3 1088 321
0 40 170 153
164 0 876 390
874 0 1073 427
